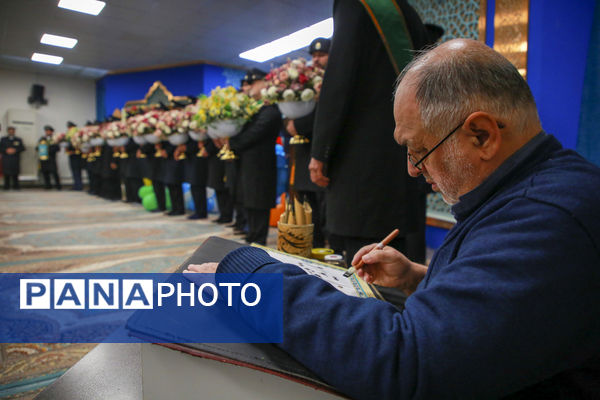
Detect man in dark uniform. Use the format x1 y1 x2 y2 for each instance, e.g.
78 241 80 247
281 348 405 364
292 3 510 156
37 125 61 190
309 0 433 265
142 141 167 212
225 74 252 234
163 141 185 216
100 140 120 200
65 121 83 191
230 69 282 245
284 37 330 248
206 139 233 223
0 126 25 190
122 138 143 203
180 138 208 219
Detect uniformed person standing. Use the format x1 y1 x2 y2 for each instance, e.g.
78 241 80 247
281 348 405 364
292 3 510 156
163 141 185 216
123 138 143 203
180 137 209 219
229 69 282 245
0 126 25 190
65 121 83 190
309 0 434 265
224 75 252 234
284 37 330 247
142 141 167 212
206 139 233 223
100 140 120 200
37 125 61 190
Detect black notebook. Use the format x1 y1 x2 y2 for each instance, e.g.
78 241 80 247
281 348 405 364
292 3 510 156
127 236 342 394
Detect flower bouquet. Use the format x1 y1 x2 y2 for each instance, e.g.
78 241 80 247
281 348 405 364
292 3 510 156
79 124 102 157
131 111 162 144
52 131 69 148
198 86 263 160
156 109 189 146
186 102 207 142
262 58 324 144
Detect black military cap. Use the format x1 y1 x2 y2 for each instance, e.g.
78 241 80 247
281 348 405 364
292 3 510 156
67 121 76 128
308 37 331 54
44 125 54 132
246 68 267 84
241 71 250 86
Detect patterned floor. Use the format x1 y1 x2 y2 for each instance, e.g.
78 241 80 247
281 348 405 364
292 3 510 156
0 189 275 399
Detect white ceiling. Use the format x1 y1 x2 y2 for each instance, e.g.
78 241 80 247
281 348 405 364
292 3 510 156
0 0 333 79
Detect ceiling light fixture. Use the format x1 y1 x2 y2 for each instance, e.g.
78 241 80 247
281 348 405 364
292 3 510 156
31 53 64 65
239 18 333 63
41 33 78 49
58 0 106 16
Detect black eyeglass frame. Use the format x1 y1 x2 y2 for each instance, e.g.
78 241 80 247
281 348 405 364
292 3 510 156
408 121 464 171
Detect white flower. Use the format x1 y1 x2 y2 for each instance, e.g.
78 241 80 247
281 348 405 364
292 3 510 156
164 126 172 134
182 120 189 128
137 124 145 133
149 117 157 124
189 120 198 129
291 59 303 69
301 88 315 102
260 88 268 98
230 102 240 111
313 75 323 84
267 86 278 97
283 89 296 102
287 68 299 80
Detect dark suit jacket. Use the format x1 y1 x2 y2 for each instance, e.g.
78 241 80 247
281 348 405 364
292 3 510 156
291 110 321 192
183 139 208 186
311 0 430 238
230 105 282 210
0 135 25 175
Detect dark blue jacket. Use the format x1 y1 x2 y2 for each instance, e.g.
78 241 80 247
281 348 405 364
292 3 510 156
217 133 600 399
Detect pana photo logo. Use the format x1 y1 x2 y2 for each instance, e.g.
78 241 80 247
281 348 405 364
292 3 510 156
19 278 262 310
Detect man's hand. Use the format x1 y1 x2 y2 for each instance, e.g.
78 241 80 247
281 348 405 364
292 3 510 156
6 147 16 155
110 162 117 170
352 244 427 296
136 149 142 158
309 157 330 187
285 119 298 137
183 263 219 273
183 263 219 286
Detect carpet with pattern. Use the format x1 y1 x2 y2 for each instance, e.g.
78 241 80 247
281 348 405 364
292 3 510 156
0 189 273 399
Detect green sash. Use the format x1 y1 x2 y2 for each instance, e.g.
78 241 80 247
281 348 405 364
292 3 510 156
359 0 414 74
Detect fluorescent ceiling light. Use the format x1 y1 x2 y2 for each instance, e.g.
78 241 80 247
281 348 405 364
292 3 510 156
240 18 333 63
58 0 106 16
41 33 78 49
31 53 63 65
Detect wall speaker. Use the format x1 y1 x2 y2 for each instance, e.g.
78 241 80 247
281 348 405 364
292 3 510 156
28 84 48 107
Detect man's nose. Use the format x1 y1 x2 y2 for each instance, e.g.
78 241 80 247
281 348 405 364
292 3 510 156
407 158 422 177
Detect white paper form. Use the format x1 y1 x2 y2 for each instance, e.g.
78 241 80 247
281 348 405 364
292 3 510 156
253 245 380 299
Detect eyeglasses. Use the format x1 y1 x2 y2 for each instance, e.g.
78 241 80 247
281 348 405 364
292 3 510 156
407 121 464 171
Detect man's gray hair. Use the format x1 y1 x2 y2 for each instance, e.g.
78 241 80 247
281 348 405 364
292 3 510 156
396 42 539 136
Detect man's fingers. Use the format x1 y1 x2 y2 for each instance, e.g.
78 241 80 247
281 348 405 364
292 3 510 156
362 247 400 264
185 263 219 273
352 243 379 266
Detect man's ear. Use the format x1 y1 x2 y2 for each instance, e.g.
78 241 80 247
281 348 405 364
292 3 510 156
463 112 502 161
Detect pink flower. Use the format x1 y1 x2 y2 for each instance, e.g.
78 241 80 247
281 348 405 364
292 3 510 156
279 70 289 81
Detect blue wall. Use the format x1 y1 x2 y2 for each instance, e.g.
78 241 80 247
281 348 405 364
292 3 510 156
527 0 596 149
96 64 246 121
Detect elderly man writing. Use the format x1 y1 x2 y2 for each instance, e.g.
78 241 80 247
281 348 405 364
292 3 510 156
186 39 600 399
